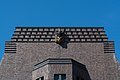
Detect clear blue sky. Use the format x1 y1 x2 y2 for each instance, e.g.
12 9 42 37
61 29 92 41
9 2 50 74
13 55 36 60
0 0 120 62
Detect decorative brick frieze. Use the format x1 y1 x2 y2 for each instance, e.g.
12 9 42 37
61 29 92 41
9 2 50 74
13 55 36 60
11 27 108 42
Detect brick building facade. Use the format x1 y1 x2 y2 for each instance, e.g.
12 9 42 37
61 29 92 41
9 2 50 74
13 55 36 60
0 27 119 80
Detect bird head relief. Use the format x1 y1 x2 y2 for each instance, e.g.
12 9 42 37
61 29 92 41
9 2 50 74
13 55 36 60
55 30 65 44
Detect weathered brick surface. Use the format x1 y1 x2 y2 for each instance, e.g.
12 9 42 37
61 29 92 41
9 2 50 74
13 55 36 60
17 42 106 80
